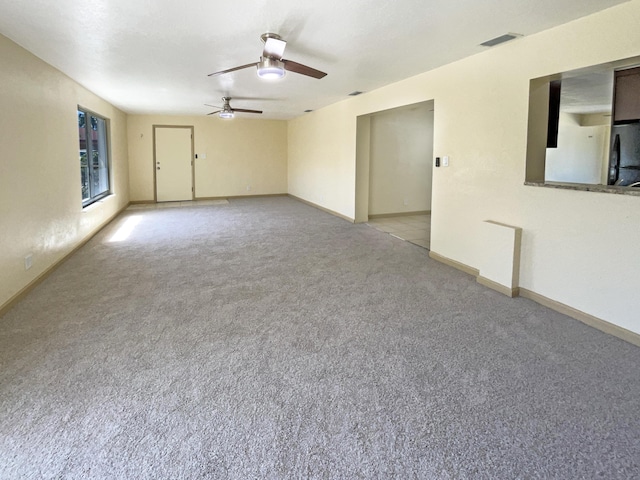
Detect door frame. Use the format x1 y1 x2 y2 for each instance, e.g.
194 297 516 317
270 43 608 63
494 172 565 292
152 125 195 202
355 100 435 223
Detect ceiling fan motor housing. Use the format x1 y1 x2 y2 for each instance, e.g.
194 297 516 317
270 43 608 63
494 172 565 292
260 32 282 43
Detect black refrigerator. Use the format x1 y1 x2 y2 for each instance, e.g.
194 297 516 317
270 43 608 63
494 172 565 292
608 123 640 186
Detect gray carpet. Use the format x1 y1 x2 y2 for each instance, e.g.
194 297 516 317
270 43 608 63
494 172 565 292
1 197 639 479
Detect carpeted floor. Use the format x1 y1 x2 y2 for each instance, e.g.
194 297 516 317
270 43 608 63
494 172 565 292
1 197 639 479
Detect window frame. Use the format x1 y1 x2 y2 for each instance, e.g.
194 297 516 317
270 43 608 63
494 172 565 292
78 106 112 207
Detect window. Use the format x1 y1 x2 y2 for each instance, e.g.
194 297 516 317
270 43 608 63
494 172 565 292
78 108 110 206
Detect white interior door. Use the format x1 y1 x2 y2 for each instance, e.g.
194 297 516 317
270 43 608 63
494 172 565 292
155 127 193 202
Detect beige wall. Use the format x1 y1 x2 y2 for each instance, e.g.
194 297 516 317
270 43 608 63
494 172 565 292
0 33 129 310
287 1 640 334
368 102 434 215
127 115 287 201
288 104 357 215
545 113 610 184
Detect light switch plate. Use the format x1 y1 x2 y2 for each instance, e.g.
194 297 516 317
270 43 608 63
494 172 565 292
443 156 449 167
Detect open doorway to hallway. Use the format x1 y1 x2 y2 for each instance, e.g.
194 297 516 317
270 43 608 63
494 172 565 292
355 100 434 249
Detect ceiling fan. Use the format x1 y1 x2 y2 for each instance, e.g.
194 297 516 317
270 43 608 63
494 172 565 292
206 97 262 119
208 33 327 80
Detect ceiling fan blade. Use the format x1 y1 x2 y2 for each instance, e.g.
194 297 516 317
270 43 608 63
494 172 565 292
207 110 221 115
282 59 327 79
205 104 222 108
232 108 263 114
208 62 257 77
263 37 287 59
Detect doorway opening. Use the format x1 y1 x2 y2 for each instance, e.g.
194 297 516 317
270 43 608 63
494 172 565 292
355 100 434 249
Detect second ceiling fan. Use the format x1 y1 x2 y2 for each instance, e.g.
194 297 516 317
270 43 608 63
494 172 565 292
208 33 327 80
206 97 262 118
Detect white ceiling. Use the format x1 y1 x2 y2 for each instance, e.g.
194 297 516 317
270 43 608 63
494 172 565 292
0 0 630 120
560 71 614 114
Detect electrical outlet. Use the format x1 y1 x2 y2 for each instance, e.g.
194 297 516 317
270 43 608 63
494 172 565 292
24 254 33 270
246 185 251 191
403 197 409 206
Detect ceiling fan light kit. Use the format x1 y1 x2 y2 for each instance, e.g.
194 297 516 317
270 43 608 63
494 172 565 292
257 57 286 79
219 111 234 119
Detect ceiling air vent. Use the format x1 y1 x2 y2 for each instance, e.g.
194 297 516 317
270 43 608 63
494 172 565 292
480 33 522 47
348 91 363 96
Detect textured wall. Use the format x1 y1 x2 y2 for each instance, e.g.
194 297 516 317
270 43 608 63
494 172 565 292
0 33 129 309
127 115 287 201
368 102 434 215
